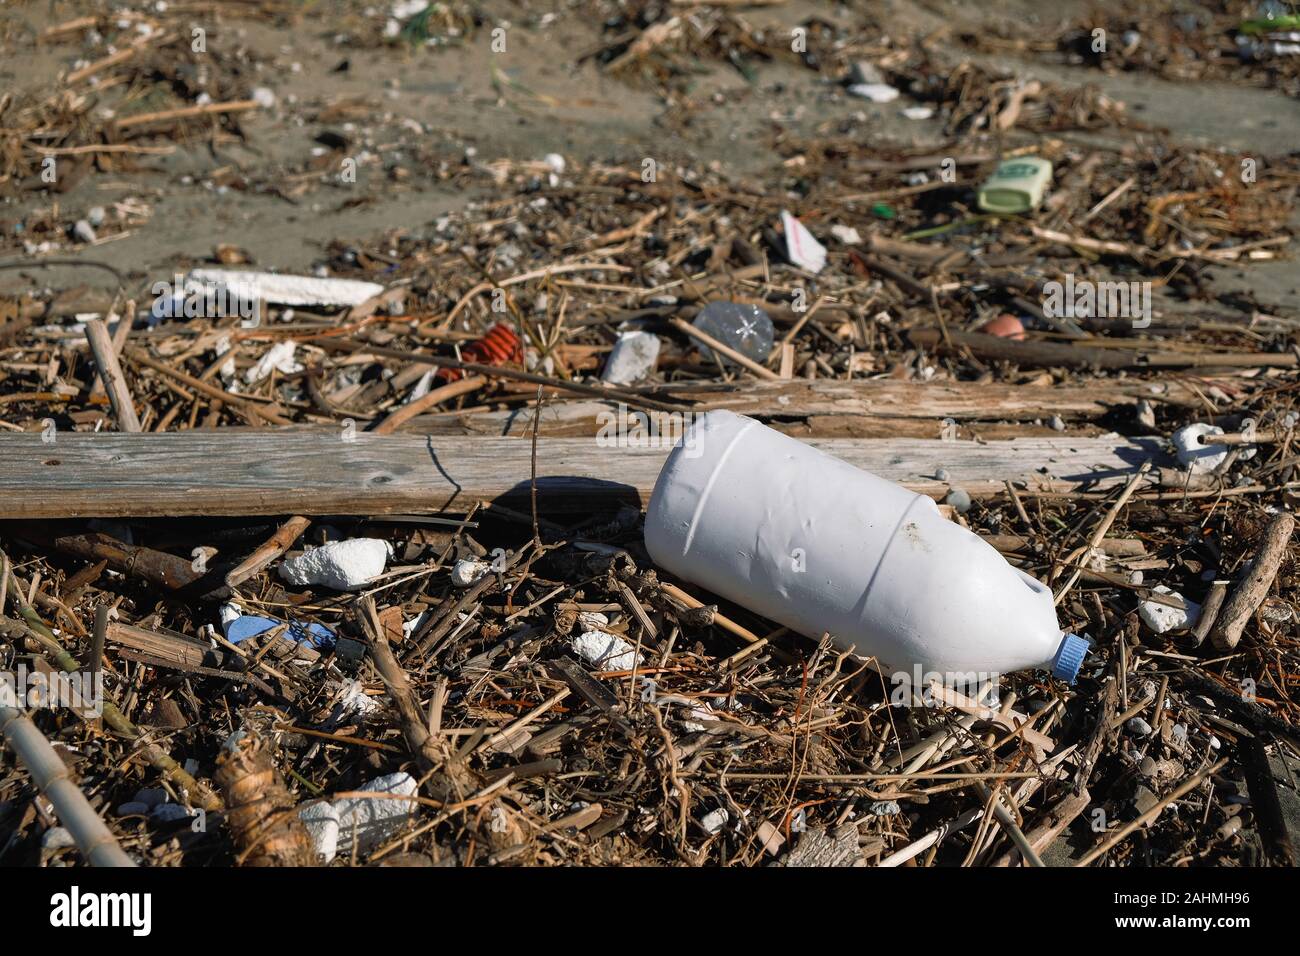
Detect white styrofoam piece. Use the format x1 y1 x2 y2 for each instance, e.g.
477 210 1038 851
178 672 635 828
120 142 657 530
1138 585 1200 634
333 772 418 855
571 629 641 672
245 340 301 383
300 802 341 864
279 538 391 590
186 269 384 307
643 411 1070 679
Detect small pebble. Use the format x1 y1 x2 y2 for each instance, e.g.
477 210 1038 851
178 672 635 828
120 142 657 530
1126 717 1154 737
151 803 192 823
42 827 76 850
944 488 972 514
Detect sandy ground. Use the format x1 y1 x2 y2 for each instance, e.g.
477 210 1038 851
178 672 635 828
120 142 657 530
2 0 1297 308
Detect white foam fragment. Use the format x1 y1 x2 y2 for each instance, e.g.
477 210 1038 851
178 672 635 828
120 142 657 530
780 210 827 274
279 538 391 590
1138 585 1201 634
699 807 729 834
450 557 491 587
245 340 301 383
333 772 418 856
571 629 641 672
300 802 341 863
337 678 380 718
1173 423 1228 474
830 224 862 245
187 269 384 307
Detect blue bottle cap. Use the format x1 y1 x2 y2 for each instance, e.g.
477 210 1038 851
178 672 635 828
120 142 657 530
1052 633 1089 684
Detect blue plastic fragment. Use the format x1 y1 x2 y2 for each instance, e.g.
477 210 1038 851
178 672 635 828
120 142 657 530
226 615 336 650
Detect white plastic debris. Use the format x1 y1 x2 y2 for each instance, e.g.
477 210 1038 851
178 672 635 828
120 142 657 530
901 106 934 120
251 86 276 109
829 224 862 245
392 0 430 19
300 803 341 864
602 330 661 385
186 269 384 307
334 772 418 856
576 611 610 630
72 219 97 244
780 210 827 275
542 153 566 174
571 629 642 672
1138 585 1201 634
450 557 491 588
336 679 380 719
279 538 392 590
299 771 419 864
848 83 900 103
699 807 729 835
1173 423 1228 474
245 340 302 383
402 610 431 641
644 411 1087 682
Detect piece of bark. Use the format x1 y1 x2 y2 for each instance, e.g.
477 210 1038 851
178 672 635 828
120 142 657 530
1191 579 1228 647
1211 513 1295 650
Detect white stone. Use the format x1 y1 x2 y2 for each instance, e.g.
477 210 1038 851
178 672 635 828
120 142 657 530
571 629 641 672
279 538 391 590
602 331 661 385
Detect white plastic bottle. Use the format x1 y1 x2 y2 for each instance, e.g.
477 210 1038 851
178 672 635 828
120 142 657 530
644 410 1087 683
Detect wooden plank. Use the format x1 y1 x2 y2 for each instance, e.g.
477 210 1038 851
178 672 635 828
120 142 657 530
415 379 1206 438
0 429 1170 518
